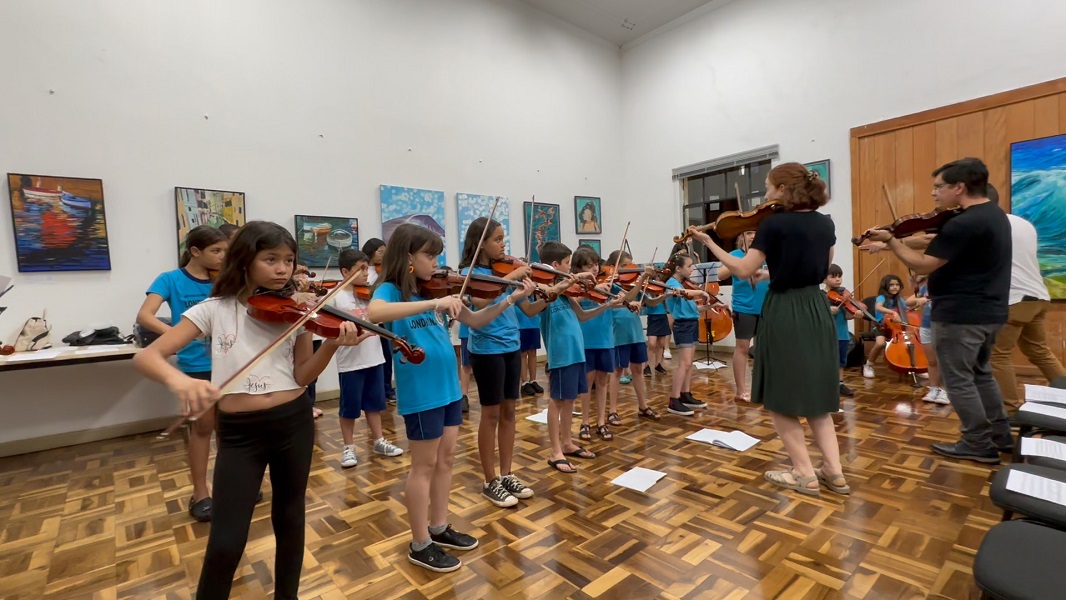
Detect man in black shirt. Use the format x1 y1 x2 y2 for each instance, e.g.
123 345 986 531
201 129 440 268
864 158 1012 463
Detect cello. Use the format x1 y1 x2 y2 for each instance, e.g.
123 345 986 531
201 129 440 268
882 304 928 385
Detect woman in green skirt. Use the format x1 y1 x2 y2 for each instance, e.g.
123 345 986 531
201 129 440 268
687 162 849 497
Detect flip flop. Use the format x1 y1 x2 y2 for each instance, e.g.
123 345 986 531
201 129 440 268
563 446 595 459
547 458 576 473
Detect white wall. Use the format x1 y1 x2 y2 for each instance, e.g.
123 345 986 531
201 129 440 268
620 0 1066 290
0 0 622 442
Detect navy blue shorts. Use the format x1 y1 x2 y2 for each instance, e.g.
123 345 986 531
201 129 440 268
403 399 463 441
615 342 649 367
673 319 699 347
584 348 615 374
549 363 588 401
338 364 386 419
459 337 471 367
646 314 671 337
519 328 541 352
838 339 850 368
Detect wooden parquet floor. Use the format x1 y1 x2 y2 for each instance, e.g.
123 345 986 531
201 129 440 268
0 354 1014 599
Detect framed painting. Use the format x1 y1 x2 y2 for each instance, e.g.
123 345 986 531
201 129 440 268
7 173 112 272
457 193 510 256
578 239 601 256
803 160 831 197
294 215 359 268
175 187 246 262
379 185 447 267
574 196 602 234
1011 133 1066 300
523 202 561 263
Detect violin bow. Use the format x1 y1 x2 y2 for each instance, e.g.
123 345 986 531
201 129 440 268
450 197 501 327
156 265 364 441
635 247 658 312
607 222 631 289
736 182 759 290
882 184 899 221
525 195 536 263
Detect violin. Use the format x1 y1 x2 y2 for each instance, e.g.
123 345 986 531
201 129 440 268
674 201 783 244
826 287 876 320
246 294 425 363
418 269 556 302
852 206 962 246
491 256 573 286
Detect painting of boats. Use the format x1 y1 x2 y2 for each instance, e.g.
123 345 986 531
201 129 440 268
293 214 359 268
7 173 112 272
175 186 246 263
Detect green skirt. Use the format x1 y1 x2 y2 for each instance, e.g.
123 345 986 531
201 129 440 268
751 285 839 417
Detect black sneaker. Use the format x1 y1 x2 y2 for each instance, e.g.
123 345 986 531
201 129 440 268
680 392 706 409
408 542 461 573
430 525 479 551
930 441 1000 464
643 366 652 378
499 473 534 499
483 478 518 507
655 364 667 374
521 382 536 397
667 398 694 416
839 383 854 397
461 395 470 413
530 381 544 394
189 496 212 522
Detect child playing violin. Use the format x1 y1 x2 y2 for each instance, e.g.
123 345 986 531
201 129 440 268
367 223 535 573
823 264 858 397
333 249 404 468
134 222 364 598
664 252 727 416
605 250 665 424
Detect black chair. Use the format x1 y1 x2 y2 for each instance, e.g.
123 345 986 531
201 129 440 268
989 463 1066 530
974 519 1066 599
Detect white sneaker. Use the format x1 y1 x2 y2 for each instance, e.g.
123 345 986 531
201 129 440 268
934 388 950 405
340 445 358 468
862 363 875 378
918 372 930 380
663 349 672 359
374 438 404 457
922 387 939 402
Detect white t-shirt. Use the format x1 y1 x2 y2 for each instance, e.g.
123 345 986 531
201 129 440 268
182 297 305 395
332 290 386 372
1007 214 1050 304
367 268 379 286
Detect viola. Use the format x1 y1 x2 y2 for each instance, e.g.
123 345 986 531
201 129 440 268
674 201 783 244
852 206 962 246
246 294 425 364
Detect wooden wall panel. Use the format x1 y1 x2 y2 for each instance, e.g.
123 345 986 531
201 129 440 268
850 77 1066 380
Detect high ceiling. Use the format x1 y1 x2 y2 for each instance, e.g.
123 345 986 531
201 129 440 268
517 0 727 48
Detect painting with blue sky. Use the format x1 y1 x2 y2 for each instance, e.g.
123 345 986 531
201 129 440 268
379 185 446 267
1011 133 1066 300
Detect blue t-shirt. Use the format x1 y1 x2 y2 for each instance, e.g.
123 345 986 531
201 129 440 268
539 296 584 369
875 295 902 323
460 266 519 354
823 290 850 341
919 284 932 328
728 249 769 315
579 298 614 349
610 284 644 346
515 298 541 330
372 283 461 415
641 299 667 316
665 278 700 320
146 268 212 373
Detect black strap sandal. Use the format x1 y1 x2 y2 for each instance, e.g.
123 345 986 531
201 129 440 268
606 412 622 426
578 423 592 441
596 424 614 441
638 406 661 421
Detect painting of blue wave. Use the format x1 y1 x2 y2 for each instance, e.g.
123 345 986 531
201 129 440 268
1011 133 1066 299
379 185 446 267
456 193 510 257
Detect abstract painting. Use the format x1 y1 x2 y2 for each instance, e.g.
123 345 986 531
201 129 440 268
578 239 601 256
523 202 561 263
7 173 111 272
804 160 831 197
175 187 245 261
294 215 359 268
379 185 446 267
456 193 510 256
1011 133 1066 300
574 196 602 234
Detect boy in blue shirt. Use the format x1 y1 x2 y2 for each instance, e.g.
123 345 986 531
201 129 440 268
823 264 858 397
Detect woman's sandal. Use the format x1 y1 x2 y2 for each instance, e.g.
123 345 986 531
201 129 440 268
578 424 592 441
764 469 820 496
638 406 661 421
547 458 577 473
596 424 614 441
815 468 851 495
563 446 595 459
606 412 622 426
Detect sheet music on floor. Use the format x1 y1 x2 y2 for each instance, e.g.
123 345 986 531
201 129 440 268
525 409 549 424
693 361 727 371
1025 384 1066 406
686 428 760 452
611 467 667 493
1006 469 1066 506
1020 437 1066 462
1019 402 1066 420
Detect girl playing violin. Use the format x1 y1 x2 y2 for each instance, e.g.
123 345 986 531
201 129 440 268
908 273 948 404
134 221 364 599
136 224 228 523
459 217 546 509
606 251 665 424
864 274 919 379
664 253 725 416
717 231 770 401
367 223 535 573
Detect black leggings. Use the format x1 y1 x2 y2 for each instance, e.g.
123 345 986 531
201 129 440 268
196 393 314 600
380 336 395 393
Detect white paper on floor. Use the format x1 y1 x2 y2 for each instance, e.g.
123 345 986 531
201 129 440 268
686 428 760 451
611 467 667 493
693 361 726 370
525 409 549 424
